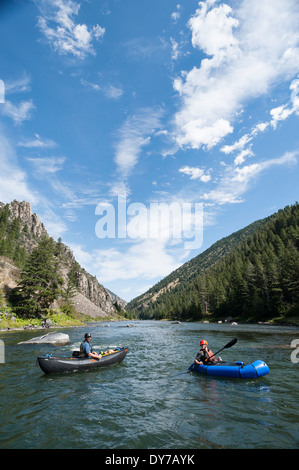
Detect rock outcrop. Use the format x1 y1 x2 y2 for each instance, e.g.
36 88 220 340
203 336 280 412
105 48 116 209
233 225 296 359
18 332 70 346
0 200 124 319
7 200 48 239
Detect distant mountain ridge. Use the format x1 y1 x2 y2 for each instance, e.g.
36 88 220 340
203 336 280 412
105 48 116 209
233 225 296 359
127 217 268 314
0 200 126 319
127 203 299 323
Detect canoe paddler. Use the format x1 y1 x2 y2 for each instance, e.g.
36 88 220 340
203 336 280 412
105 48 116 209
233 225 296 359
80 333 102 360
194 339 222 365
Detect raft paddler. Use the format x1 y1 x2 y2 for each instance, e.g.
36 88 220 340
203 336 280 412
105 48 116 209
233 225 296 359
194 339 222 365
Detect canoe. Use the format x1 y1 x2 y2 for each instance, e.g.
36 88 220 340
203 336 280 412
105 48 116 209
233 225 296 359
37 347 128 374
188 359 269 379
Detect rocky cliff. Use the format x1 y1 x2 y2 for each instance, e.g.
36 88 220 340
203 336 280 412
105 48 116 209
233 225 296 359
0 200 122 319
5 200 48 239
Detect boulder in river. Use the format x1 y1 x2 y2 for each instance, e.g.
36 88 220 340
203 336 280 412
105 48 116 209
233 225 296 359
18 332 70 346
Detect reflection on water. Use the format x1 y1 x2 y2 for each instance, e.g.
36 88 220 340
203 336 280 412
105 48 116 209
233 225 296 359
0 321 298 449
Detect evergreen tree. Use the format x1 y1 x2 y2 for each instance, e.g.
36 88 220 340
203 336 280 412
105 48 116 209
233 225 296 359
13 237 64 318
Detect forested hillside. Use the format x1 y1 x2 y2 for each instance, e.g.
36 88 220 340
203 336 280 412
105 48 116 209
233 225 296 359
127 203 299 323
0 201 122 327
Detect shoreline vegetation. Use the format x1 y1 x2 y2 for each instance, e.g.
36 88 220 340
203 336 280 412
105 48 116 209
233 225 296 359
0 316 82 332
1 313 298 332
0 312 129 332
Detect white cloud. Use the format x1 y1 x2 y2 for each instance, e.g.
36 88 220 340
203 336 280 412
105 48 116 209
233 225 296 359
0 131 38 204
111 108 163 196
189 2 239 57
171 4 181 23
221 129 256 165
179 166 211 182
26 156 66 175
220 77 299 165
173 0 299 150
221 133 253 155
270 105 294 128
70 238 181 283
0 131 68 239
1 100 35 125
170 38 180 61
270 78 299 129
37 0 105 59
80 79 123 99
5 75 31 94
1 74 35 125
18 134 58 149
104 84 123 100
80 78 101 91
233 148 254 166
202 151 298 204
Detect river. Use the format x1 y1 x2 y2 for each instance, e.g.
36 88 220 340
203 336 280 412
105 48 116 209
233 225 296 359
0 320 298 449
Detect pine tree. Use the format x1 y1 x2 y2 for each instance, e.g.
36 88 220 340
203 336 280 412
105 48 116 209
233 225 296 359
13 237 63 318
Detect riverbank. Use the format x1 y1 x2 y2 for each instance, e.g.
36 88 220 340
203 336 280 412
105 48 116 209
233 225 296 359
2 315 299 332
0 311 127 332
197 311 299 327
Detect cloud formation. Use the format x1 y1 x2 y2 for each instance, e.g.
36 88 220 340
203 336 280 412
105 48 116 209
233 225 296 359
26 156 66 176
18 134 58 149
0 131 38 204
202 151 298 204
173 0 299 150
1 100 35 125
111 108 163 196
37 0 105 58
71 238 181 285
179 166 211 182
221 78 299 165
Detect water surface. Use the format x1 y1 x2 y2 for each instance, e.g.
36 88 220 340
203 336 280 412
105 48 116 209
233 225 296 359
0 321 298 449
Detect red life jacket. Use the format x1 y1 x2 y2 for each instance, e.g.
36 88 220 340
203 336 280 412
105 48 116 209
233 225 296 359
200 348 216 363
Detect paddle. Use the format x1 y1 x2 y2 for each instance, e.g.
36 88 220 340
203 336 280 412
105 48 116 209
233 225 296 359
204 338 237 363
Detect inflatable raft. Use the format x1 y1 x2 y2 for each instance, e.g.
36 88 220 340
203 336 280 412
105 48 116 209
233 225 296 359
37 347 128 374
188 359 269 379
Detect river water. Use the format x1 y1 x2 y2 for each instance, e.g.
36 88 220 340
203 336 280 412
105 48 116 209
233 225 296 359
0 320 298 449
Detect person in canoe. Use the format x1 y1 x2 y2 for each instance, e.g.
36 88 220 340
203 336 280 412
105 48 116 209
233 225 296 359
194 339 222 365
80 333 102 360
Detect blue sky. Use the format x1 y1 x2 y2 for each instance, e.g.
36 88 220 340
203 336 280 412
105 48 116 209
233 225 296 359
0 0 298 301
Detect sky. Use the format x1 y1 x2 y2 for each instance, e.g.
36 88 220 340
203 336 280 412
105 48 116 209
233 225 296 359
0 0 298 302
